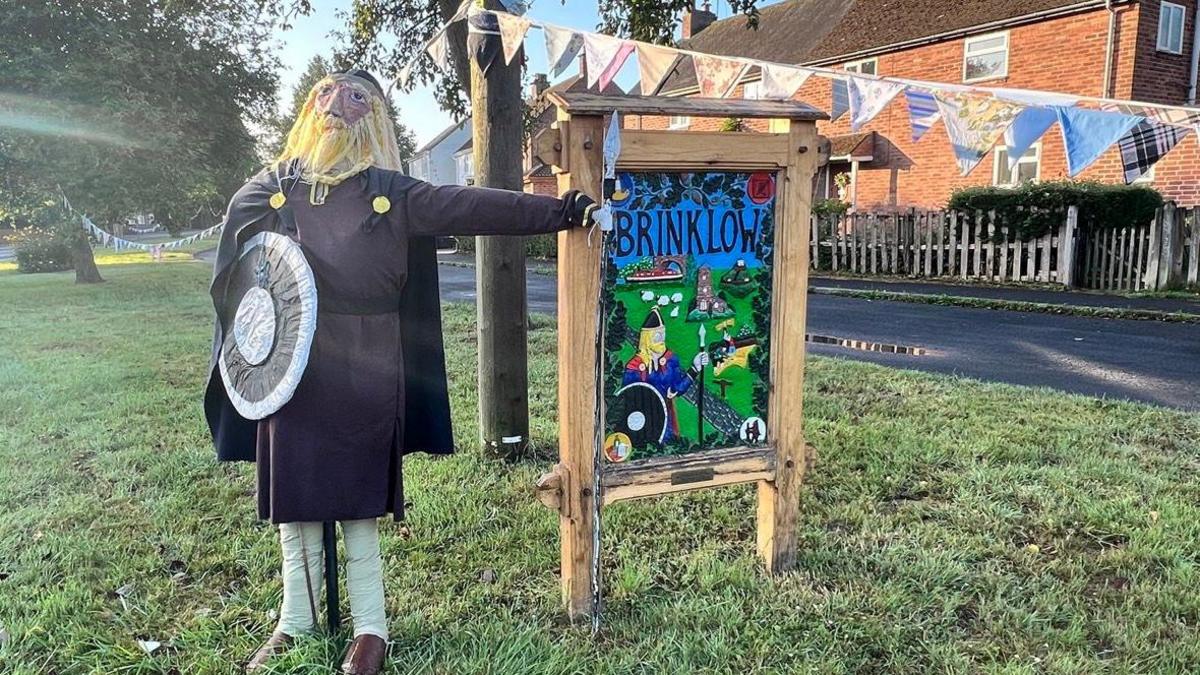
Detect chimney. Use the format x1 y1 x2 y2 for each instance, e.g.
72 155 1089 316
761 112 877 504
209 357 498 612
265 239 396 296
681 1 717 40
528 72 550 100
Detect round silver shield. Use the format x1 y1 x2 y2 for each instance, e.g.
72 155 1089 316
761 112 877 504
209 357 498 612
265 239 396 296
218 231 317 420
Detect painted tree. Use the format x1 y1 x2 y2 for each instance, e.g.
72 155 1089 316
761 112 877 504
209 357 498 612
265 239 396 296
0 1 277 282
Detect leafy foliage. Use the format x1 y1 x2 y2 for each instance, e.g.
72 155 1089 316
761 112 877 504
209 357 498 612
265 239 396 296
948 181 1165 239
12 227 74 274
0 1 276 239
813 198 850 218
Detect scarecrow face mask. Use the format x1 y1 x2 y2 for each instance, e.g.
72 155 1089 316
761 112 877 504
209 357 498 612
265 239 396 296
314 78 373 129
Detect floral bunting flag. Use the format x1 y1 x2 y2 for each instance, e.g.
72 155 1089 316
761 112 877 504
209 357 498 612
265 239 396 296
692 53 748 98
544 25 583 77
1055 106 1143 177
934 92 1024 176
636 43 679 96
583 33 633 89
495 12 532 65
905 89 940 142
847 76 906 131
759 64 811 99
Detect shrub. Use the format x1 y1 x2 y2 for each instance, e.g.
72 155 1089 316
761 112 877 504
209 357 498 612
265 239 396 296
13 227 74 273
455 234 558 259
948 181 1164 239
813 198 850 218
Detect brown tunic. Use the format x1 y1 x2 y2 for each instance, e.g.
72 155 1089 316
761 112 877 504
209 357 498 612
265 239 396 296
254 176 576 523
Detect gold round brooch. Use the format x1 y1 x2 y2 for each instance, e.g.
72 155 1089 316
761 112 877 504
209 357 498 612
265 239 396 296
372 196 391 214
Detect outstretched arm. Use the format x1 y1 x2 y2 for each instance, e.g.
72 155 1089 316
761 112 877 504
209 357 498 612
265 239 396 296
401 181 597 237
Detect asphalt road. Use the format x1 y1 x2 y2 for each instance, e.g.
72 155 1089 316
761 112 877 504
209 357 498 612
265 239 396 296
436 262 1200 411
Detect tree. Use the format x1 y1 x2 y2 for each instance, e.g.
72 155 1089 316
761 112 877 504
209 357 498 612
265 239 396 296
266 55 418 165
0 1 279 281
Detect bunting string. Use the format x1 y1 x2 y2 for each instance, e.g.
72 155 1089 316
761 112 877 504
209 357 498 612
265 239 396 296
396 7 1200 182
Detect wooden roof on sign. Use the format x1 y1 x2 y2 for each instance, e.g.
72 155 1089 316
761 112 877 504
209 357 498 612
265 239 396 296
545 92 828 121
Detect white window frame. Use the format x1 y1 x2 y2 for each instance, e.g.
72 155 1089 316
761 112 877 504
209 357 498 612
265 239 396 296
1158 1 1187 54
992 143 1041 187
963 31 1010 83
742 80 761 100
844 58 878 75
455 150 474 186
1134 164 1157 184
668 115 691 129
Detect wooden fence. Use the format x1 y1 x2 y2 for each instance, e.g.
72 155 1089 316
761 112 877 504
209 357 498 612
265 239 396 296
811 205 1200 292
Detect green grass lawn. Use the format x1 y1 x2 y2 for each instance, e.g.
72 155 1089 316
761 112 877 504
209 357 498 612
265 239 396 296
1 263 1199 674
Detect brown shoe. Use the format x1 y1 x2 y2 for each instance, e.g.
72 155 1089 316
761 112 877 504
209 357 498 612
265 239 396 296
341 634 387 675
244 631 294 672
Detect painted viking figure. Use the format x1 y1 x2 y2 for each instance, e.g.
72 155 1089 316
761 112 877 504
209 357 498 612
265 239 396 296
623 308 708 442
203 70 598 674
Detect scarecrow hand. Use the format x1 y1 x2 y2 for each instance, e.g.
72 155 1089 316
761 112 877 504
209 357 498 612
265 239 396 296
666 388 678 399
568 193 609 230
692 352 710 370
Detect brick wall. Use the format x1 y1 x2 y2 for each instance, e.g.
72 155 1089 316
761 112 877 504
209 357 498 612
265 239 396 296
631 2 1200 207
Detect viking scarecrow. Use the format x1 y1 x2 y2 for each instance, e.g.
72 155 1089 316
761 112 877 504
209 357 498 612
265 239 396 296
203 70 598 674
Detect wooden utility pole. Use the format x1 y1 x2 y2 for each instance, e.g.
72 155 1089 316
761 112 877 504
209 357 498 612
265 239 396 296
470 0 529 458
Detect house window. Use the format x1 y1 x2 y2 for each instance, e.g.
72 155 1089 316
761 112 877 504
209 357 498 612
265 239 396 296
993 144 1040 186
964 32 1009 82
668 115 690 129
410 154 429 180
844 58 877 75
455 151 474 186
1158 1 1187 54
1134 165 1157 184
742 80 761 100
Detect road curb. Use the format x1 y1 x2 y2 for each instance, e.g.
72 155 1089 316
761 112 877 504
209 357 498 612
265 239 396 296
811 287 1200 324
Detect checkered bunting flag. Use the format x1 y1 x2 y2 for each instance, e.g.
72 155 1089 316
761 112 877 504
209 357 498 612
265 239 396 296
1118 120 1193 184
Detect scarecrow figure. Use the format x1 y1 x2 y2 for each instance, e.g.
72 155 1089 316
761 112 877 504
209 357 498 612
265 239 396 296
623 308 709 442
203 70 598 674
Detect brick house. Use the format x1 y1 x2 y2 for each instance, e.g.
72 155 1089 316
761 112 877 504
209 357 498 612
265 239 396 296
632 0 1200 208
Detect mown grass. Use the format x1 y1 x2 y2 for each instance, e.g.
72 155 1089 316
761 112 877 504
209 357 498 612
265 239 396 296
1 263 1198 674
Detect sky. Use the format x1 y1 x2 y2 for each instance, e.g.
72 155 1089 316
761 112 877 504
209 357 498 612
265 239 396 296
272 1 778 146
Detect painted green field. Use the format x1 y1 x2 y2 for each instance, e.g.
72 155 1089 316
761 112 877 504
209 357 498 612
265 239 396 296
1 262 1199 674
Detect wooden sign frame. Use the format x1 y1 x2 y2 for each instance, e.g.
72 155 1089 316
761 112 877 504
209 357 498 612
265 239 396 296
534 93 825 620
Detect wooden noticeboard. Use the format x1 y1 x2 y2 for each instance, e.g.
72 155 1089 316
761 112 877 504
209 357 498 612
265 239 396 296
533 93 826 621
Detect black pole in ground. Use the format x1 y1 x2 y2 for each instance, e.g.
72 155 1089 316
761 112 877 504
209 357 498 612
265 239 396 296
323 521 339 633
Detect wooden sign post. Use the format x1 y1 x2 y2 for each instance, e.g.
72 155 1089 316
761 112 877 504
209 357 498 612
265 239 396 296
535 93 826 621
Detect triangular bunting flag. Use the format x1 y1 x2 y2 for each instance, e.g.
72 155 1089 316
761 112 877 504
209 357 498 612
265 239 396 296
1003 107 1057 169
847 76 906 131
692 54 748 98
583 33 632 89
544 25 583 77
636 44 679 96
1104 103 1200 131
934 92 1023 176
759 64 810 99
1055 106 1142 176
1118 120 1192 183
905 89 940 142
830 78 850 121
495 13 532 65
425 29 451 73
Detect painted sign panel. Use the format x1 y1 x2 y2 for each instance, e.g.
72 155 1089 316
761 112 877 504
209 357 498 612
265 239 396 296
601 171 777 464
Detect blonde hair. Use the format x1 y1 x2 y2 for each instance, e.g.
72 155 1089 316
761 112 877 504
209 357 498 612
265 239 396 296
275 75 402 185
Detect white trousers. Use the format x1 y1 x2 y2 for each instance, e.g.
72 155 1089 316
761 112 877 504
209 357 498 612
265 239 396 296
276 519 388 640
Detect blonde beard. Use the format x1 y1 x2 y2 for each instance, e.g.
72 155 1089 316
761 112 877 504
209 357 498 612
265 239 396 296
296 122 373 185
